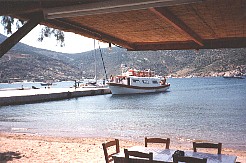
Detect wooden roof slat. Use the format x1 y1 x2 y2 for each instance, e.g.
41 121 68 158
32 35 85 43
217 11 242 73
175 0 246 39
43 0 203 19
70 9 190 43
149 7 204 47
186 5 217 38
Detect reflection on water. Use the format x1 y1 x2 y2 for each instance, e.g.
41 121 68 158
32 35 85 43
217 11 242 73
0 77 246 150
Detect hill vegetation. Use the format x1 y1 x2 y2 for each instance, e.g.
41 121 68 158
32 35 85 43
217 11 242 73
0 34 246 83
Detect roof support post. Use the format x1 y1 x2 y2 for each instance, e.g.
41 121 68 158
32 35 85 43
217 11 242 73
149 7 204 47
0 17 41 58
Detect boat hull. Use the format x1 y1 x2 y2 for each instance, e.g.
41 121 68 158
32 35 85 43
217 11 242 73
223 76 244 79
108 83 170 95
40 83 52 86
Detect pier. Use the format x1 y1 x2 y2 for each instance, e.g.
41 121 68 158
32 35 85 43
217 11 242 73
0 87 111 106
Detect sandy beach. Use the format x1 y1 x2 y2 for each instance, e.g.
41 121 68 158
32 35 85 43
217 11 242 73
0 133 245 163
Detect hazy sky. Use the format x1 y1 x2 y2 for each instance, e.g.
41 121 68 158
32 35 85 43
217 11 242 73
0 24 109 54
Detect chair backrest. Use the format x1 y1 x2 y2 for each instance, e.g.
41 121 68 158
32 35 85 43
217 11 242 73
102 139 120 163
124 149 153 163
193 142 222 154
145 137 170 149
173 156 207 163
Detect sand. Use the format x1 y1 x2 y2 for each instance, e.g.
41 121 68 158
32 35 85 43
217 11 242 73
0 133 245 163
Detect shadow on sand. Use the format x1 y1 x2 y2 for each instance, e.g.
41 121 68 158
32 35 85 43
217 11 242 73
0 151 22 162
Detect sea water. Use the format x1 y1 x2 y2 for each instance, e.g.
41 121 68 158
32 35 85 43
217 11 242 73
0 77 245 150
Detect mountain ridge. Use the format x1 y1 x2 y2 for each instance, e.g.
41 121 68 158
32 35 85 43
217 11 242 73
0 34 245 82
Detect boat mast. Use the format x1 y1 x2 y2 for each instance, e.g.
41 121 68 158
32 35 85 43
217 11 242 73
94 39 97 82
98 41 108 81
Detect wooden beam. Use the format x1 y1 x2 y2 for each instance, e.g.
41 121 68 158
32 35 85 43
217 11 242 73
203 37 246 49
43 0 203 19
0 2 41 15
132 41 199 51
46 18 135 50
0 17 41 58
149 7 204 47
130 37 246 51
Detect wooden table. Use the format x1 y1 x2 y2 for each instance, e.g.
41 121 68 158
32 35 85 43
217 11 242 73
112 146 237 163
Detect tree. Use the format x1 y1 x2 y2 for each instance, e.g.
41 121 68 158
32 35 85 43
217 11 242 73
38 26 65 47
1 16 23 34
1 16 65 47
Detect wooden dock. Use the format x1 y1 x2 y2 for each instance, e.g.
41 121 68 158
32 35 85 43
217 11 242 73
0 87 111 106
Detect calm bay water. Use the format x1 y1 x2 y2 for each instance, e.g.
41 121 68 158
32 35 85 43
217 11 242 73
0 77 245 150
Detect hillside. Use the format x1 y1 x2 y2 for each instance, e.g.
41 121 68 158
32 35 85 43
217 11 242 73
0 34 246 82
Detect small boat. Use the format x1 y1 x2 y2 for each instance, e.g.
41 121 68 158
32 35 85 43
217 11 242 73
107 68 170 95
80 81 98 88
223 75 244 79
40 82 53 86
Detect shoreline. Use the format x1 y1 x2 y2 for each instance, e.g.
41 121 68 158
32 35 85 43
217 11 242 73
0 133 245 162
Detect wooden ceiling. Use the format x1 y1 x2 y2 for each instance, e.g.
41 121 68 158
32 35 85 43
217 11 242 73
1 0 246 53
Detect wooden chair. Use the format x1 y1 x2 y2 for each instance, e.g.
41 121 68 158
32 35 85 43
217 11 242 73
102 139 120 163
124 149 153 163
173 156 207 163
193 142 222 154
145 137 170 149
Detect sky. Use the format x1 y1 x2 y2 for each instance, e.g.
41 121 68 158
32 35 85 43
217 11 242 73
0 24 109 54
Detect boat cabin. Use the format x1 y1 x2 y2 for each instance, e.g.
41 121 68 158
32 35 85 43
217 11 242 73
111 69 166 87
123 69 156 77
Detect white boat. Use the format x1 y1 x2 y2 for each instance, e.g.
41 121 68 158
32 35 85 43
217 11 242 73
223 75 244 79
107 68 170 95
